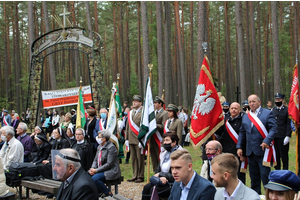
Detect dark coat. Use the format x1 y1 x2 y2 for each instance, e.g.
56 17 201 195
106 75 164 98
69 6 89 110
71 140 93 171
84 117 97 144
52 137 70 150
32 141 51 164
237 108 277 156
168 172 216 200
56 167 98 200
272 105 291 138
216 113 246 157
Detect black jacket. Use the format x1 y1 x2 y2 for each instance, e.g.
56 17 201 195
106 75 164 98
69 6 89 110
272 105 291 138
216 113 246 157
56 167 98 200
32 141 51 164
52 137 70 150
84 117 97 144
71 140 93 171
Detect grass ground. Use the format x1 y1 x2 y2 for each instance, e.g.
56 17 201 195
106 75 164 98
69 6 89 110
120 135 298 195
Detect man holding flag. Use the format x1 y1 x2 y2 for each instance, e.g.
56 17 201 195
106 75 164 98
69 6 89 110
125 95 144 183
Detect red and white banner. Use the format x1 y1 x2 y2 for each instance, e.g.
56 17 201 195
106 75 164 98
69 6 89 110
41 85 92 109
225 120 247 173
248 111 277 167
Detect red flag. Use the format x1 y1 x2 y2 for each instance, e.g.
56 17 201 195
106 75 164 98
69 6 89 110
288 64 300 134
190 56 224 148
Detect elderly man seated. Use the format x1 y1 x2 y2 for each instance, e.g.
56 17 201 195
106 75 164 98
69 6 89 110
89 130 121 197
54 148 98 200
0 126 24 170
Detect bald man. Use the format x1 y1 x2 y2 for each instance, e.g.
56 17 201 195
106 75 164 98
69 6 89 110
200 140 222 182
237 94 277 194
215 102 246 184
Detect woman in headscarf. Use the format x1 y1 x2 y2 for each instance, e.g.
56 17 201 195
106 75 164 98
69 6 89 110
71 128 93 171
30 126 47 161
66 126 76 145
31 134 51 165
142 132 182 200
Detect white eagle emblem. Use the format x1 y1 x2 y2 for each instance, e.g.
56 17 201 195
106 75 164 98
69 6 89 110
192 84 216 119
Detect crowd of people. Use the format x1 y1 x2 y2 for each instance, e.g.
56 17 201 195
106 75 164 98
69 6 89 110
0 93 300 200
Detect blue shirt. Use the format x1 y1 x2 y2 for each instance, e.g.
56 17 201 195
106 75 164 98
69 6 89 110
180 171 196 200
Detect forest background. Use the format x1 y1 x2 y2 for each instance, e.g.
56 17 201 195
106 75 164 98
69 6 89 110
1 1 299 115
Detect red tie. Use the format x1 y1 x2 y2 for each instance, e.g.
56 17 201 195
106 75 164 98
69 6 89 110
98 149 102 167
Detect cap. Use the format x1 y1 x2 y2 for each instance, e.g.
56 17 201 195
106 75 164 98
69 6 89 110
275 93 285 99
133 95 143 102
71 109 76 112
264 170 300 192
242 100 249 106
3 110 8 113
222 102 230 107
153 96 165 104
167 104 178 113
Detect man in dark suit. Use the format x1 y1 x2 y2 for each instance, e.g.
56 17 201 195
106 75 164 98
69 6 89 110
272 93 291 170
54 148 98 200
125 95 144 183
237 94 277 194
151 96 168 171
168 149 216 200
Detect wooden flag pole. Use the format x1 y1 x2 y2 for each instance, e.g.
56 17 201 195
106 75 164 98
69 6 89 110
147 64 153 183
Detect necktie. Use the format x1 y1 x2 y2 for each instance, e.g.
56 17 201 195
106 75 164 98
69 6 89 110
98 149 102 167
133 110 136 116
167 120 171 128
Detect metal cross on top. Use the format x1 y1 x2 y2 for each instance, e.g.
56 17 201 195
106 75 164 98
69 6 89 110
59 6 70 29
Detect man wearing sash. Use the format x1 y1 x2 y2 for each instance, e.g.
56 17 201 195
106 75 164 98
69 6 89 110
237 94 277 194
151 96 168 171
125 95 144 183
216 102 246 184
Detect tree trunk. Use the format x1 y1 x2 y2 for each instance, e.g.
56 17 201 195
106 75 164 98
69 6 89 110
141 1 150 93
94 1 98 33
156 1 164 96
113 4 118 84
224 2 233 102
175 2 188 108
164 2 171 104
235 1 247 102
271 1 280 93
14 2 21 113
125 3 130 101
197 1 206 78
295 2 299 66
85 1 93 39
42 1 57 90
257 2 262 99
3 2 10 103
190 2 195 105
137 2 143 96
250 2 260 97
245 2 251 94
119 3 126 102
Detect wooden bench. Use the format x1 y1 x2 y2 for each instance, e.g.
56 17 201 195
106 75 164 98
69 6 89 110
104 176 124 195
19 179 61 199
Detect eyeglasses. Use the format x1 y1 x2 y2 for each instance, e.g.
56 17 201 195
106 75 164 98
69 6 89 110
205 148 218 152
75 134 83 136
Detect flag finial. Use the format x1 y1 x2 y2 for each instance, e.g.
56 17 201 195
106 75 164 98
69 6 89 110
202 42 207 54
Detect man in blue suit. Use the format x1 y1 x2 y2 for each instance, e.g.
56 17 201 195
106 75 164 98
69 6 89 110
168 149 216 200
237 94 277 194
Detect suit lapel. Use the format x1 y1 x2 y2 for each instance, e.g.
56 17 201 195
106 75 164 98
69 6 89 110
187 173 199 199
234 182 245 199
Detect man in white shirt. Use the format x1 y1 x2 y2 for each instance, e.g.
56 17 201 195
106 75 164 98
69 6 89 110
211 153 260 200
0 126 24 170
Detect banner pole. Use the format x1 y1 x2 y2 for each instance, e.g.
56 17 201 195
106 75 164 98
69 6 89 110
147 64 153 183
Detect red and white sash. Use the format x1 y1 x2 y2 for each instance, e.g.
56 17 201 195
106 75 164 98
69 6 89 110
248 111 277 167
225 120 247 173
3 116 8 126
128 110 140 136
98 119 105 131
164 120 170 133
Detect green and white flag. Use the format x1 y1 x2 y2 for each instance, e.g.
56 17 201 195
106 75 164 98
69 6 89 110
106 85 119 151
76 86 86 129
138 77 160 149
115 84 123 120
